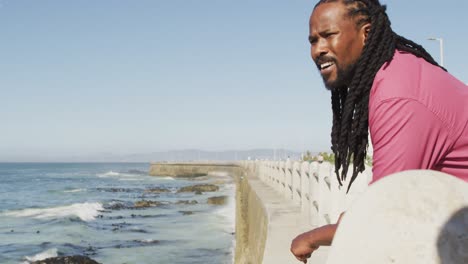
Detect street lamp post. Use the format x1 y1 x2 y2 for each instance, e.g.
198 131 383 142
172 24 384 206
427 37 444 67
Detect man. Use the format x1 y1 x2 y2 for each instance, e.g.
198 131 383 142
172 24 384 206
291 0 468 262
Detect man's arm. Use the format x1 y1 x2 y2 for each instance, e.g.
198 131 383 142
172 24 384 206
291 213 345 263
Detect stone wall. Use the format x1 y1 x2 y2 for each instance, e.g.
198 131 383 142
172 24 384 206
234 171 268 264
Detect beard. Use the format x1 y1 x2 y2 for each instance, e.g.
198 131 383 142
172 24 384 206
323 61 358 91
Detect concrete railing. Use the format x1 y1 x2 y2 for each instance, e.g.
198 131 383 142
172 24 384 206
241 160 372 227
239 161 468 263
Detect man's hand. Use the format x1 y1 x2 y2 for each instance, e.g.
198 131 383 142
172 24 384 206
290 220 342 263
290 230 319 263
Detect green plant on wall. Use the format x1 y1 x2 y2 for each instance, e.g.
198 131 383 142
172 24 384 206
365 154 373 166
319 152 335 163
301 151 336 163
301 150 372 166
301 151 314 162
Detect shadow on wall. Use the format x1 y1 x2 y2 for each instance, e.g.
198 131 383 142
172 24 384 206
437 207 468 264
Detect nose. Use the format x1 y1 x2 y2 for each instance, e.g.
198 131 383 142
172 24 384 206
311 38 328 62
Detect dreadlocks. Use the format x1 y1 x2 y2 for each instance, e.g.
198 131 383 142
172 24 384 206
314 0 445 192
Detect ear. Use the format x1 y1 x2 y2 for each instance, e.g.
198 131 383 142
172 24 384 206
361 23 371 44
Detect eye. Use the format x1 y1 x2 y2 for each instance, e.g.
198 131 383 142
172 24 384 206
325 32 337 38
309 37 318 45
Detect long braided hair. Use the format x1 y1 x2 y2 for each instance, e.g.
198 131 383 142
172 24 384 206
314 0 445 192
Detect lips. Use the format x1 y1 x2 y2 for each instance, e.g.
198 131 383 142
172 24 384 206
320 61 334 70
318 61 335 75
316 57 336 76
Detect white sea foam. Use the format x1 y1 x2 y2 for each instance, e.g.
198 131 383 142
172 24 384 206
4 202 103 222
119 178 139 181
22 248 58 263
140 239 158 243
63 188 86 193
98 170 174 181
97 171 121 177
213 183 236 262
149 176 175 181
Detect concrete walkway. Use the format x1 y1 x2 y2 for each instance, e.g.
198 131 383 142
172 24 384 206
247 173 329 264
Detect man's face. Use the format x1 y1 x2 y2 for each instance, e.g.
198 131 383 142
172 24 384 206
309 2 368 90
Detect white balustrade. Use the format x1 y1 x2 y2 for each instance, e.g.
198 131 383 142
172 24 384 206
241 159 372 228
279 161 286 196
300 162 310 219
292 161 302 205
308 161 320 226
273 161 280 191
284 160 293 200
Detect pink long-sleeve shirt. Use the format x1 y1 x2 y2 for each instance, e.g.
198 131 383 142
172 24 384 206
369 50 468 183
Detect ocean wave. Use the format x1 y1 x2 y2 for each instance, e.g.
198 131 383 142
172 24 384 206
97 171 121 177
97 170 175 181
4 202 103 222
22 248 58 263
150 176 175 181
212 183 236 264
213 183 236 228
138 238 159 243
63 188 86 193
97 170 153 179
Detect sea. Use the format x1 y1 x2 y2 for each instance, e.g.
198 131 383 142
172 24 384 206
0 163 235 264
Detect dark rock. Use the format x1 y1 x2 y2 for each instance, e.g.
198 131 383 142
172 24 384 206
111 222 131 228
207 196 228 205
177 184 219 193
31 255 101 264
134 200 165 208
145 187 171 193
130 214 168 219
96 188 139 193
104 215 124 220
195 190 203 195
133 239 160 245
84 245 97 256
175 200 198 205
105 202 128 210
175 173 207 178
179 211 194 215
128 228 148 233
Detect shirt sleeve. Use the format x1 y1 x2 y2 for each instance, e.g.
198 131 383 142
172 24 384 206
369 98 454 183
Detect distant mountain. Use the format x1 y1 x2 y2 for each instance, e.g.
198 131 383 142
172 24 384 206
0 149 316 163
119 149 307 162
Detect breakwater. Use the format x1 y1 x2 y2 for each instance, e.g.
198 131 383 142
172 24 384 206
149 162 240 177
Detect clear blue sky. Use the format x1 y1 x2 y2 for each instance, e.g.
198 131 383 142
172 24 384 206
1 0 467 161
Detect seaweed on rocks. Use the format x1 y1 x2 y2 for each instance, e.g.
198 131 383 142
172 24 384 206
207 196 228 205
177 184 219 193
